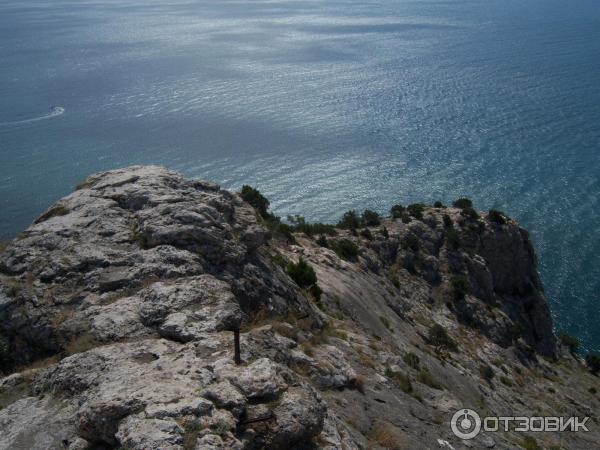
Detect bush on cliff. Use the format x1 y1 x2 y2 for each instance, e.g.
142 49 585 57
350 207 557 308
287 215 337 236
360 228 373 240
460 206 479 220
445 228 460 249
338 210 362 229
443 214 453 227
241 185 270 218
427 324 457 351
287 257 322 301
488 209 507 225
390 204 404 218
558 331 580 354
586 353 600 375
316 235 328 247
0 335 10 373
287 257 317 288
450 276 470 300
362 209 381 226
452 198 472 209
407 203 425 220
401 234 419 252
333 239 359 261
479 364 495 382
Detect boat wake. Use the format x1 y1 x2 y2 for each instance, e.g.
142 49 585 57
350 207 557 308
0 106 65 126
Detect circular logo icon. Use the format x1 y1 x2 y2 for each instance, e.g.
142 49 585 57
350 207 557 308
451 408 482 439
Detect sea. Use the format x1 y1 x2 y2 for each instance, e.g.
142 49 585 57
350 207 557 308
0 0 599 351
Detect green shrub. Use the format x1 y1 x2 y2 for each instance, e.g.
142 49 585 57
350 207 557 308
443 214 453 227
401 234 420 252
427 324 457 351
500 376 513 387
276 222 295 241
460 207 479 220
407 203 425 220
450 276 469 300
309 284 323 301
589 387 597 394
488 209 507 225
452 198 473 209
287 215 337 236
433 201 445 208
557 331 580 353
338 210 362 229
445 228 460 249
401 213 411 224
360 228 373 240
380 226 389 238
521 436 542 450
479 364 495 382
362 209 381 226
287 257 318 288
416 368 442 389
310 223 338 236
385 367 412 393
403 352 420 370
0 335 10 373
316 235 328 247
390 204 405 218
333 239 359 261
241 185 270 218
510 323 525 341
586 352 600 375
380 316 392 330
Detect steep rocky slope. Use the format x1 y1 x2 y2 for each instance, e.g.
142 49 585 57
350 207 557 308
0 166 597 450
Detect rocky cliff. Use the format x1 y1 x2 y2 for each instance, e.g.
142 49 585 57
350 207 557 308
0 166 597 450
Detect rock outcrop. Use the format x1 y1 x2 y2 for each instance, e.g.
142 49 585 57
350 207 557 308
0 166 597 450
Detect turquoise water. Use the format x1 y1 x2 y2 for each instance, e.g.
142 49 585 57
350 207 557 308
0 0 599 350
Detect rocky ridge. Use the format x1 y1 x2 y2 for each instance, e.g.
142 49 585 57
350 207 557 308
0 166 598 450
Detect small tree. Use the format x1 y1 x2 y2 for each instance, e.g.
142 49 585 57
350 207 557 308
557 331 580 354
479 364 495 382
360 228 373 240
452 198 473 209
403 352 420 370
407 203 424 220
362 210 381 227
488 209 507 225
445 229 460 249
433 201 445 208
241 185 270 218
337 210 362 229
450 276 469 300
390 204 405 218
316 235 328 247
287 257 318 288
461 207 479 220
380 226 389 238
427 324 457 351
586 353 600 375
401 235 419 252
443 214 453 228
333 239 359 261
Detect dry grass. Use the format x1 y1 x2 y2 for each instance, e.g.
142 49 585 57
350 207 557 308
352 374 366 394
357 350 376 369
368 422 405 449
64 333 98 356
416 368 443 390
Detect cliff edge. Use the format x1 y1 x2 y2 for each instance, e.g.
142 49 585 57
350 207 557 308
0 166 597 450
